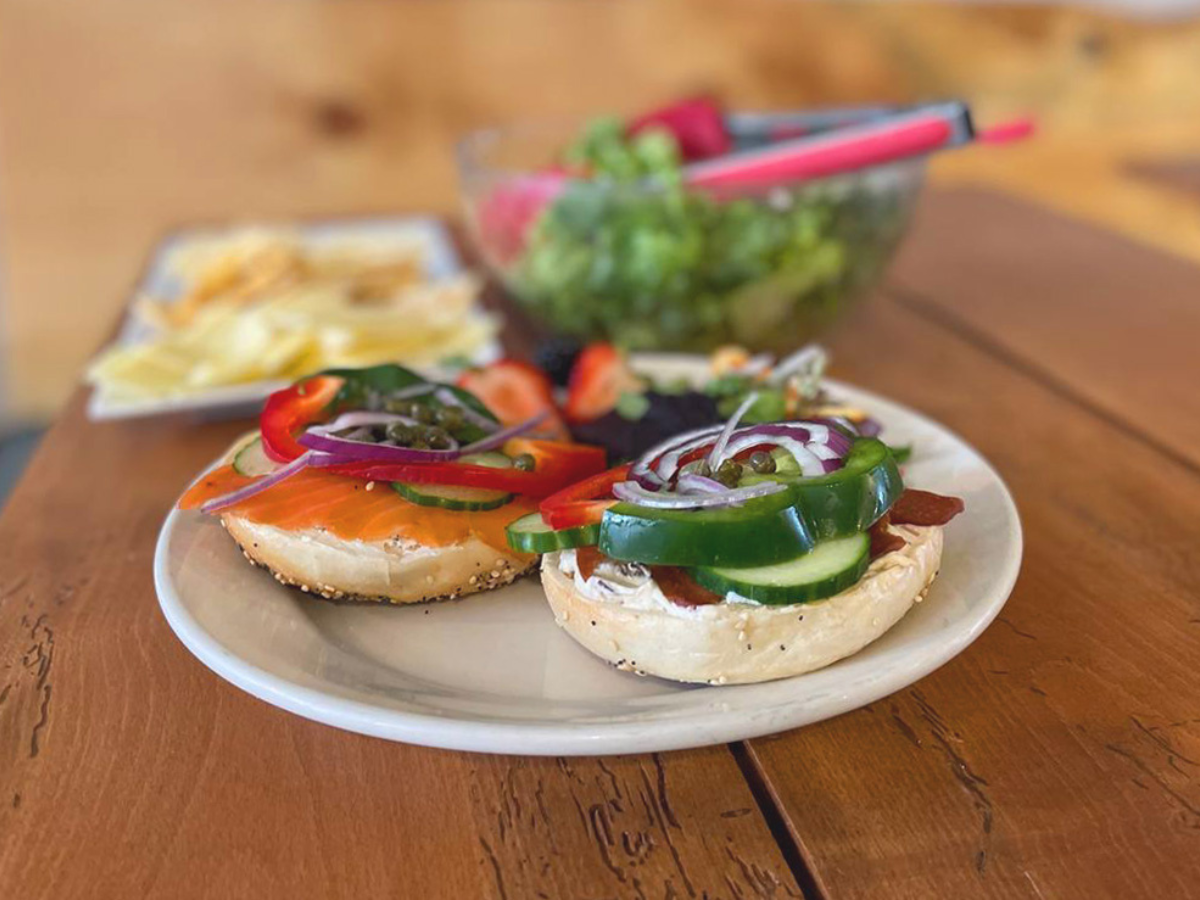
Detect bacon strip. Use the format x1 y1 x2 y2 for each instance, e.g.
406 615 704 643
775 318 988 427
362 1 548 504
889 488 965 526
650 567 723 608
869 514 906 559
574 545 605 581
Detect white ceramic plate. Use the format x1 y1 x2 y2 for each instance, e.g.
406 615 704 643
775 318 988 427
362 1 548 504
155 355 1022 755
87 217 500 422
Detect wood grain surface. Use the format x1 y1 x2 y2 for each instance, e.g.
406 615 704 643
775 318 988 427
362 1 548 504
889 188 1200 471
3 190 1200 898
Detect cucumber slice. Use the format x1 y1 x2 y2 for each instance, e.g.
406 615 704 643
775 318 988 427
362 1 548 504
232 437 277 477
693 531 870 605
599 489 814 568
458 451 513 469
506 512 599 553
393 482 513 511
391 451 514 511
769 446 802 476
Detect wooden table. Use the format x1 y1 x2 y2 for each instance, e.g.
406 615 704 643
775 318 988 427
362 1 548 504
2 188 1198 898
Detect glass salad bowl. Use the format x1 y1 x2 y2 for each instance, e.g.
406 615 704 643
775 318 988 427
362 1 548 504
457 118 925 354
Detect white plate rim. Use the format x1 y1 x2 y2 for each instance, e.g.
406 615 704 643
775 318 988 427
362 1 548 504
154 364 1023 755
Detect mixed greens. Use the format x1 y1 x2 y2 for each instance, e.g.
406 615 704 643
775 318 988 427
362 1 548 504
506 117 915 352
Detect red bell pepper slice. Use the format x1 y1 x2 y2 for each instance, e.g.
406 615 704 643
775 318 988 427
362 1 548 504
260 375 344 462
502 438 606 490
539 463 631 529
322 440 606 499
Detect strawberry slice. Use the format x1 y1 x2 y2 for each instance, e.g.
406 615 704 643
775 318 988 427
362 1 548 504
628 96 732 161
457 360 570 441
564 343 645 424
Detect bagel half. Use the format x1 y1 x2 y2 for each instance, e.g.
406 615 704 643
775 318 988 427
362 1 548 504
541 524 942 684
223 516 535 604
212 434 535 605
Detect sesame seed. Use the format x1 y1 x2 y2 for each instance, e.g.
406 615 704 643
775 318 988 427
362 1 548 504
365 481 375 491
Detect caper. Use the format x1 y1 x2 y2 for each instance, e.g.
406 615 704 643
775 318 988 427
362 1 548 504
382 397 413 415
424 428 453 450
386 423 416 444
435 405 465 430
715 459 743 487
748 450 777 474
513 453 536 472
409 439 430 450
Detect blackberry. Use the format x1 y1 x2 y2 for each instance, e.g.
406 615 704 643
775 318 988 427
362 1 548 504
534 337 583 387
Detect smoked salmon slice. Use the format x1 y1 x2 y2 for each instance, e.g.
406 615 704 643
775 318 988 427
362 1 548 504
180 464 538 554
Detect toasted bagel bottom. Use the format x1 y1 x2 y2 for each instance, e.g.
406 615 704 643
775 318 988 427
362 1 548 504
541 525 942 684
224 515 536 605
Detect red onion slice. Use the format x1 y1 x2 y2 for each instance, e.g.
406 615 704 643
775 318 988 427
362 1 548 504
747 421 832 443
612 478 787 509
314 411 421 431
809 415 859 437
298 410 547 464
630 424 726 489
200 451 328 514
299 431 462 463
676 472 727 493
652 431 724 483
855 417 882 438
706 392 759 470
718 433 829 477
459 410 549 454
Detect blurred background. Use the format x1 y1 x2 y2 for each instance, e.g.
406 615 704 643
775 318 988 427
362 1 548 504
2 0 1200 496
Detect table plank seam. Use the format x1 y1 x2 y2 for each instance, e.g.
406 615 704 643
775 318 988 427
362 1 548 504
885 281 1200 481
729 742 830 900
